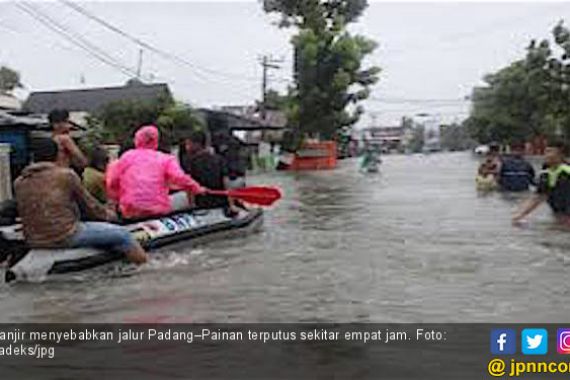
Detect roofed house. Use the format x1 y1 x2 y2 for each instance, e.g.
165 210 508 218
0 94 22 111
219 105 286 147
0 111 48 183
23 82 172 126
361 126 412 152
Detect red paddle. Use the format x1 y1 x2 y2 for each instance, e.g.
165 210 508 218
206 186 282 206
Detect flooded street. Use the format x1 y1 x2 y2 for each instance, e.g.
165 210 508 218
1 152 568 323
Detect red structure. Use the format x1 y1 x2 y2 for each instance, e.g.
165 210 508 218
289 141 337 170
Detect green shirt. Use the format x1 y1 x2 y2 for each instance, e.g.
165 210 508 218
82 167 106 204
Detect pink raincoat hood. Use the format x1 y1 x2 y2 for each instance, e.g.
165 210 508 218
106 125 205 219
134 125 159 150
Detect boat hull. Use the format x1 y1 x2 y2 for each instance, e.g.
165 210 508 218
1 208 263 283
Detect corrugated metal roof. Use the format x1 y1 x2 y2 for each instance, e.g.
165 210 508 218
0 95 22 110
0 111 47 128
23 83 171 114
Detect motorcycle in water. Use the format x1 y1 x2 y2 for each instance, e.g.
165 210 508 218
359 148 382 174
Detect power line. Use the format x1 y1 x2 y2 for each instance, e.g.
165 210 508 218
16 2 142 80
60 0 282 85
17 3 263 102
19 2 140 79
368 96 470 104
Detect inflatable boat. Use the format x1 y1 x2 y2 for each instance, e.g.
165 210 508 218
0 207 263 283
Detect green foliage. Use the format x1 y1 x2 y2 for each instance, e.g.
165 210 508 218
407 124 425 154
263 0 380 142
0 66 23 93
86 93 203 148
465 20 570 145
157 102 205 144
440 123 475 151
92 97 169 143
82 115 108 153
260 89 291 111
262 0 368 28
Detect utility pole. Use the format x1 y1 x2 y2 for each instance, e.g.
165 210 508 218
136 49 143 80
259 55 283 120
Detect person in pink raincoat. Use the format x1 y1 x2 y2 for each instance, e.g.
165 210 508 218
106 125 207 219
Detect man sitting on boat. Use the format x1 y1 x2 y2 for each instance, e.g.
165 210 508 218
14 139 148 265
49 109 88 170
106 125 207 220
180 130 240 216
83 146 109 204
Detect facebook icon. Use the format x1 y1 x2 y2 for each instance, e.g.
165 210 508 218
491 329 516 355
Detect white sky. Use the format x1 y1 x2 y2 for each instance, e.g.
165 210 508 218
1 1 569 127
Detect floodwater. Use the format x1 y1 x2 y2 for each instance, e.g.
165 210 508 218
0 152 568 323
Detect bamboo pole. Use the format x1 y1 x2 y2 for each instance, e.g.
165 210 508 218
0 143 13 202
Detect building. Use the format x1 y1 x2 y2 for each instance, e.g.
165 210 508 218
360 126 412 152
197 107 286 171
220 105 287 142
0 111 49 190
23 82 172 127
219 105 286 152
0 94 22 111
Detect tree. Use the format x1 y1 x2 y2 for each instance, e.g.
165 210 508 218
0 66 23 94
92 97 170 144
464 20 570 145
263 0 369 28
85 97 204 151
263 0 380 145
465 60 540 144
407 124 425 153
260 89 291 111
440 123 474 151
156 102 205 144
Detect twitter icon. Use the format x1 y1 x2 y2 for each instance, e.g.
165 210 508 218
522 329 548 355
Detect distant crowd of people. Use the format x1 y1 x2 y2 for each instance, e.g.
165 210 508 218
476 141 570 225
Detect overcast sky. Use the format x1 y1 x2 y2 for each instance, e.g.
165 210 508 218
1 1 569 126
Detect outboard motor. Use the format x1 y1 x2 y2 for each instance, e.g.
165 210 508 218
0 200 28 282
0 199 18 263
0 200 17 226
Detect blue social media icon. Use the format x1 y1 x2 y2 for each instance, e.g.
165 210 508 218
522 329 548 355
491 329 516 355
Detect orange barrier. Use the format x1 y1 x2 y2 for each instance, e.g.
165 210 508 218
289 141 337 170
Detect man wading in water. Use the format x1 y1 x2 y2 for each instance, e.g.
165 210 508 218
513 141 570 226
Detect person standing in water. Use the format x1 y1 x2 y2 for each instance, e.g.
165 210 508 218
476 142 502 191
512 141 570 225
498 142 535 192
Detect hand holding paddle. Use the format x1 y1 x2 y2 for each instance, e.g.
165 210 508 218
206 186 282 206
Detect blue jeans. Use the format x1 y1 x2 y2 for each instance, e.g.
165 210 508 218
68 222 136 254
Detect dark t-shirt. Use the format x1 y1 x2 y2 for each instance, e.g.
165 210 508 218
181 150 228 209
499 157 535 192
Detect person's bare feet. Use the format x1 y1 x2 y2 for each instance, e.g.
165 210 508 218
125 244 148 264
